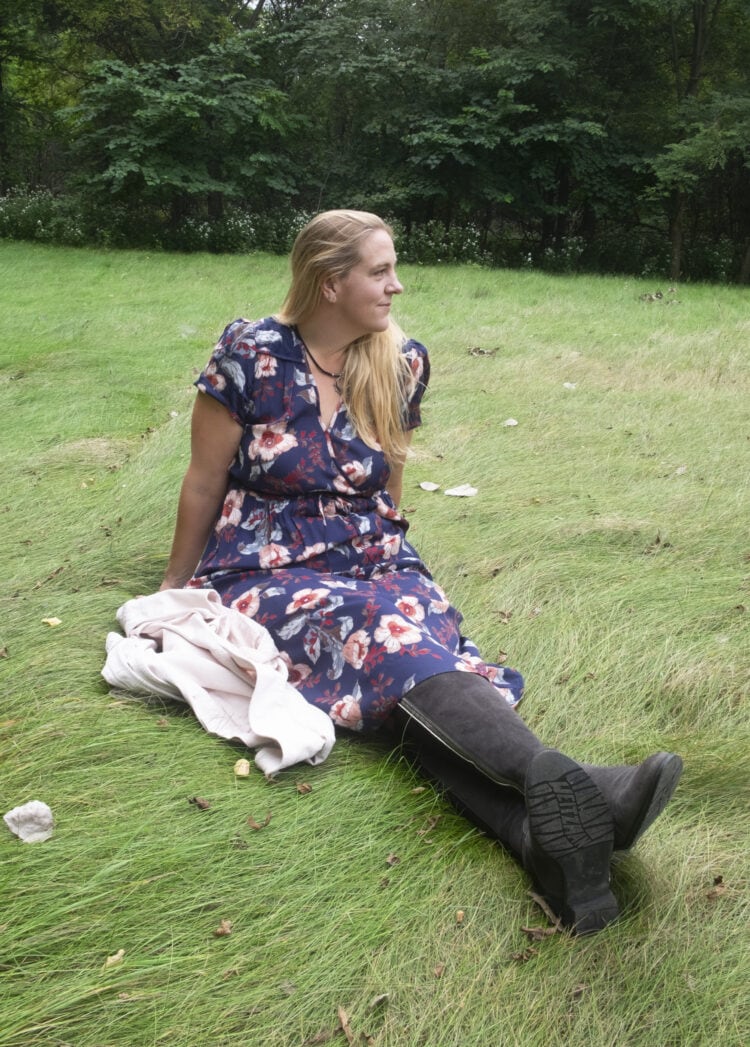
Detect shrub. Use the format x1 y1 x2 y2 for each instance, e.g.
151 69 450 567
0 189 87 246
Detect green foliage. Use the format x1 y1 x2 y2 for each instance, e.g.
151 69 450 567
392 219 492 266
2 0 750 279
649 93 750 193
0 187 87 244
69 33 301 218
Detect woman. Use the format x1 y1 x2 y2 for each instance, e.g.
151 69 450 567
162 209 682 935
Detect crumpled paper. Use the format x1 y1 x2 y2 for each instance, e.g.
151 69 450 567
3 800 55 843
444 484 478 497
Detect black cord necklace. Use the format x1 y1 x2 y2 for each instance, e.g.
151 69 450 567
305 345 344 393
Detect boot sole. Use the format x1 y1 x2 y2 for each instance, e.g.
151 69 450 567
618 752 683 850
526 750 618 935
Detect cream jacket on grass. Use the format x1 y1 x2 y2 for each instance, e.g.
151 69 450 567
102 589 335 775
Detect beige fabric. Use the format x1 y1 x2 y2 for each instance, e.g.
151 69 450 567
102 589 335 774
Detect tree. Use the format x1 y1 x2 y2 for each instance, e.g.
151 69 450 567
71 33 302 227
656 0 750 278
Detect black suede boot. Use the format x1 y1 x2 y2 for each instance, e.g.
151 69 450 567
581 753 683 851
396 709 528 855
399 671 546 789
399 673 618 934
523 750 618 934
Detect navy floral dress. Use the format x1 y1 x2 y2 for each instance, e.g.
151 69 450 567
188 318 524 731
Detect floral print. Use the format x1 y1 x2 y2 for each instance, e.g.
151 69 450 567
249 420 298 461
189 317 524 730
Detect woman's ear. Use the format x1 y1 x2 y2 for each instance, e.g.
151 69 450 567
321 275 338 303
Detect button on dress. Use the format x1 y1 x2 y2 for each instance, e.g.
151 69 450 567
189 318 524 731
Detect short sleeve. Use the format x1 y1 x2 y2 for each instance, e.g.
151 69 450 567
403 340 430 431
194 319 258 425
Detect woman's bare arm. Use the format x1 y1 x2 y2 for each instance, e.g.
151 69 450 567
160 393 243 590
385 431 413 506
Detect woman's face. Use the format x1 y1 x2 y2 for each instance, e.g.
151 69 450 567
328 229 403 337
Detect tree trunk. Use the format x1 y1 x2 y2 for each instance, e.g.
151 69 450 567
247 0 269 31
554 164 570 246
0 54 7 189
739 241 750 284
669 190 685 281
664 2 724 278
207 190 224 221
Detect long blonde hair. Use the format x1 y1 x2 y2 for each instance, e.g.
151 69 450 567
277 210 415 466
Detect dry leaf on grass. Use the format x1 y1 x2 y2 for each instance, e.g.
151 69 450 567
527 891 563 930
456 910 465 925
0 647 7 658
522 925 559 942
103 948 125 969
433 962 446 978
303 1029 338 1046
296 782 313 794
213 919 233 937
511 946 538 964
370 994 389 1009
385 852 400 867
247 811 272 830
416 815 442 837
32 565 66 590
706 876 729 900
188 796 212 810
337 1006 356 1046
41 617 62 627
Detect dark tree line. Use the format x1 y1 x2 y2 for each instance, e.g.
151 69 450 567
1 0 749 280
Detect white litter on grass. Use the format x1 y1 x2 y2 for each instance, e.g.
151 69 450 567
444 484 478 497
419 481 441 492
503 418 518 427
4 801 54 843
563 382 577 390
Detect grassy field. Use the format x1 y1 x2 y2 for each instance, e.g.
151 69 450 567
1 241 748 1046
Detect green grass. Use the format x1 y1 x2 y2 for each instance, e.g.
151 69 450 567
1 241 748 1046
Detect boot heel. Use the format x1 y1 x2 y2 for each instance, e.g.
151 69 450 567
524 750 618 935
